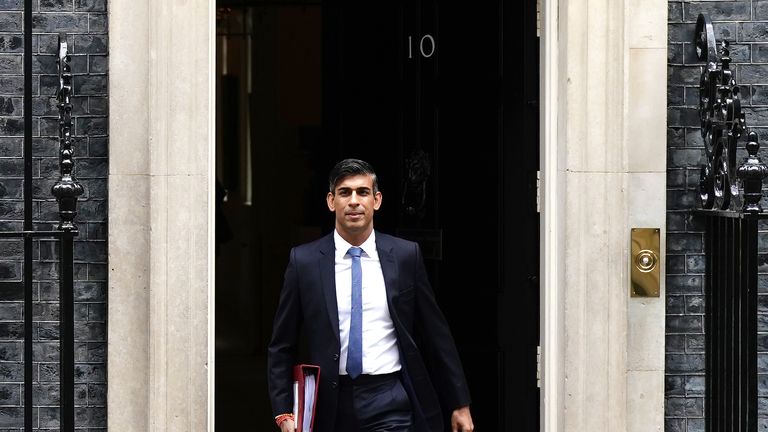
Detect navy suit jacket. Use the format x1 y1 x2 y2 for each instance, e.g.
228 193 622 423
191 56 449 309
267 231 471 432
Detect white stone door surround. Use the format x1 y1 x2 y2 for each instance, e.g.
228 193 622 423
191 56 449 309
108 0 216 430
540 0 667 431
105 0 666 430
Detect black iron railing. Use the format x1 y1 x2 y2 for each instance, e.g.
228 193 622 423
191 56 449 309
699 211 761 432
0 1 83 428
694 13 768 432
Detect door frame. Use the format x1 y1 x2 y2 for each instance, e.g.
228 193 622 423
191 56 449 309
109 0 558 429
108 0 217 430
539 0 562 430
537 0 668 429
107 0 671 428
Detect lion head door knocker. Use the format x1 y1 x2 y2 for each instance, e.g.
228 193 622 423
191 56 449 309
402 149 431 219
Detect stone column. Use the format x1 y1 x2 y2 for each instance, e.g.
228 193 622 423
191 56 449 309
561 0 630 429
541 0 666 430
108 0 214 430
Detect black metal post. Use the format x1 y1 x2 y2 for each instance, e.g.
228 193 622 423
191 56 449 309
705 215 712 432
23 233 31 432
59 232 75 431
52 33 81 432
23 0 32 429
745 218 758 431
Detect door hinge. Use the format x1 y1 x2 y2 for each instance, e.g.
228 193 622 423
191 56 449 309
537 0 542 37
536 170 541 213
536 345 541 388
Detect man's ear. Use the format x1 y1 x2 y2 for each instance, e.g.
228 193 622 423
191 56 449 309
373 191 382 210
327 192 335 211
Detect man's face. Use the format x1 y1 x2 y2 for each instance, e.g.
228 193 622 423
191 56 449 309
327 174 382 238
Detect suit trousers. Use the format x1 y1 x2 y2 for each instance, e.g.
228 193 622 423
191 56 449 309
335 372 414 432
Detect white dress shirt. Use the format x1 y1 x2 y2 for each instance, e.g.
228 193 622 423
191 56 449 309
334 230 401 376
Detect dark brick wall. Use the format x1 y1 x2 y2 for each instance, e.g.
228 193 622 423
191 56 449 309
0 0 107 430
667 1 768 431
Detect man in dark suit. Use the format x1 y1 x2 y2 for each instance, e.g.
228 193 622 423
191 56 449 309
268 159 474 432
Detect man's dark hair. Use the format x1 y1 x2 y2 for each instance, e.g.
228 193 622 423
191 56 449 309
328 158 379 194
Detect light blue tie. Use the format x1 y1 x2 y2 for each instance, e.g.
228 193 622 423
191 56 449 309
347 246 363 379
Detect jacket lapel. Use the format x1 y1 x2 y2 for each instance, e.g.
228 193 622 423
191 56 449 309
318 234 340 344
376 232 399 307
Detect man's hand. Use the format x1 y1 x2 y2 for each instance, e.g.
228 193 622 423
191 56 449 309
278 419 296 432
451 405 474 432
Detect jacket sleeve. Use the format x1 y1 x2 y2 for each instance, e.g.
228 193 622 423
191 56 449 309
267 247 302 417
412 243 472 410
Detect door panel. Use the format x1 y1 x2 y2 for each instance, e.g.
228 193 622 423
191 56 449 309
323 1 539 430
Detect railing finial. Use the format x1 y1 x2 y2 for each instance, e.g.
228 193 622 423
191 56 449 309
51 33 83 231
736 131 768 213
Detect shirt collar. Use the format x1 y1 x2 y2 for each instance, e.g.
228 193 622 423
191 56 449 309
334 229 376 257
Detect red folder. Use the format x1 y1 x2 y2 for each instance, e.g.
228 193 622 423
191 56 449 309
293 364 321 432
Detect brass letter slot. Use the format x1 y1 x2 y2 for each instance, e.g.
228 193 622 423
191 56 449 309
631 228 660 297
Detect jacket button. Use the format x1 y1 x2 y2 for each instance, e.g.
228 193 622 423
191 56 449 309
331 381 338 389
332 354 339 361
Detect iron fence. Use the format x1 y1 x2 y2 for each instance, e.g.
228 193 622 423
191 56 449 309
699 211 761 432
695 13 768 432
0 0 83 427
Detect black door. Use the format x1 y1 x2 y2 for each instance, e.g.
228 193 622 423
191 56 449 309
215 1 539 430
